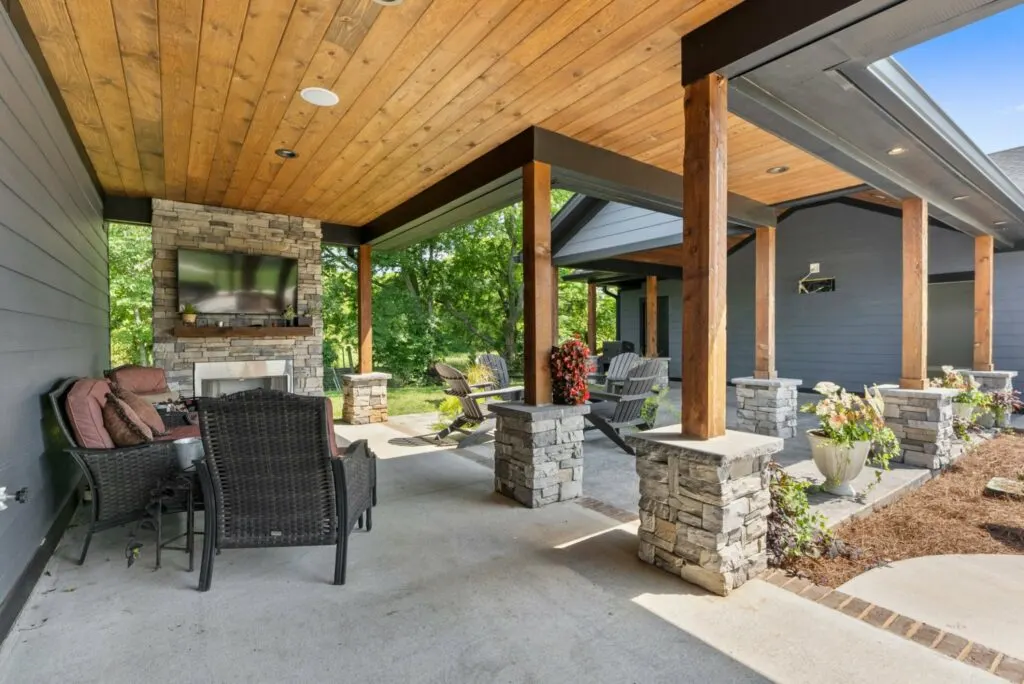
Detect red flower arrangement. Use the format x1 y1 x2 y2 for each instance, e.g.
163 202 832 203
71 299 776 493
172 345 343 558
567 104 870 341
550 338 590 405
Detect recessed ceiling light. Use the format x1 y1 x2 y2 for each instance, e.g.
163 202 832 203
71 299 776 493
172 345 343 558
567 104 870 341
993 220 1008 226
371 0 403 5
952 195 968 201
766 165 789 175
275 148 298 159
300 87 339 107
872 193 888 200
887 146 907 156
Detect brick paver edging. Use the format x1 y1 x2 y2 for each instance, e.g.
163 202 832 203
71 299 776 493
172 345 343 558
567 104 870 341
765 569 1024 682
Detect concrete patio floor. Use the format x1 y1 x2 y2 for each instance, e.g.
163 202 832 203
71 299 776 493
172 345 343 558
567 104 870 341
0 427 997 683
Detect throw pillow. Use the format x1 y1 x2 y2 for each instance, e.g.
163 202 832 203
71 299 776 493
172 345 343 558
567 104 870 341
111 384 167 435
102 394 154 447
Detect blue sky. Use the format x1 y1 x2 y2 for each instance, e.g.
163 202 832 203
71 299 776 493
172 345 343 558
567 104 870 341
896 4 1024 154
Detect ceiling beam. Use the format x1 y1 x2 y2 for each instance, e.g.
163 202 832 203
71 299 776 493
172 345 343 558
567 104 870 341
103 196 152 224
680 0 896 85
321 223 361 246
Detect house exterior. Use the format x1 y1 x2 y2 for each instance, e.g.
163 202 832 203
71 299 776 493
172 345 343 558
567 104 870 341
559 198 1024 390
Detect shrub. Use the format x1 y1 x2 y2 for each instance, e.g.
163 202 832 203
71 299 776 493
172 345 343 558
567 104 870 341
550 338 590 405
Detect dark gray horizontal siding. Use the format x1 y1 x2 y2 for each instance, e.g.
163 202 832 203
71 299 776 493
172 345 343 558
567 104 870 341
993 251 1024 380
616 279 682 378
0 8 107 607
557 202 681 262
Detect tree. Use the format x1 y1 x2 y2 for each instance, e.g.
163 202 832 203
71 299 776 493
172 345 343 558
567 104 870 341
108 222 153 366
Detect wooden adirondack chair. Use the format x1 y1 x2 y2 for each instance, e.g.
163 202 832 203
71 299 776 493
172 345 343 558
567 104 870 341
585 374 658 455
608 358 661 393
435 363 523 448
475 353 523 400
602 352 641 391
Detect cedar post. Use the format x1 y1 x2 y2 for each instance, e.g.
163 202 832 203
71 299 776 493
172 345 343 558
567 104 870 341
973 235 994 372
357 244 373 374
587 282 598 354
552 265 560 344
646 276 658 357
682 73 728 439
754 226 777 379
523 162 553 405
900 197 928 390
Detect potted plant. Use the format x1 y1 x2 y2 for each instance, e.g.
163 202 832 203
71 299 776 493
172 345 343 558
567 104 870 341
930 366 982 422
296 304 317 327
983 388 1022 429
801 382 899 497
179 302 197 326
550 338 590 405
282 305 296 327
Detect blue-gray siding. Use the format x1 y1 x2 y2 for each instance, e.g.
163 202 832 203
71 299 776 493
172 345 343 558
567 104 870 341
556 202 680 264
618 202 1023 390
0 10 107 604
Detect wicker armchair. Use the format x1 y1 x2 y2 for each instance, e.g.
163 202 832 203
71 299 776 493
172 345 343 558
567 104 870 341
193 389 374 591
48 378 184 565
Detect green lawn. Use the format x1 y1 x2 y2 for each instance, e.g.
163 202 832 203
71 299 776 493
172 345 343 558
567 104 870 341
328 385 445 418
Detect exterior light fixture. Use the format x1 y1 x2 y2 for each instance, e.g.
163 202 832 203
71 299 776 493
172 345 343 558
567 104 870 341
300 87 339 107
952 195 968 201
887 146 907 156
766 165 789 174
275 148 298 159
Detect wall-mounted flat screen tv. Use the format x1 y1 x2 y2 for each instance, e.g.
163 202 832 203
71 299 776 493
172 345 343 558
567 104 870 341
177 249 298 314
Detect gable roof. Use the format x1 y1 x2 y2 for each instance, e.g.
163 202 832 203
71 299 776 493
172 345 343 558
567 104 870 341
991 146 1024 191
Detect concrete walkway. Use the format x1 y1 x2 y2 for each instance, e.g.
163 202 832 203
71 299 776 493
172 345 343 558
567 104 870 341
841 554 1024 662
0 423 996 683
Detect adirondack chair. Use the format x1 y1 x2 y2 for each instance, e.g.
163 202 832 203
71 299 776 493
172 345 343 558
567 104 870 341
602 352 641 391
608 358 662 393
475 353 523 400
585 374 658 455
435 363 523 448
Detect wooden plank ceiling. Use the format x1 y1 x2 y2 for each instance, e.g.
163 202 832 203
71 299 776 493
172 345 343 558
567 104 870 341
22 0 862 228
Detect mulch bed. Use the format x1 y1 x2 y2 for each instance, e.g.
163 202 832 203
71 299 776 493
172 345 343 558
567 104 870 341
788 434 1024 587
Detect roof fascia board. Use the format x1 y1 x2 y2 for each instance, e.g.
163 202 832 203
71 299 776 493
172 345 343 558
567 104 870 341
568 258 682 280
322 223 361 246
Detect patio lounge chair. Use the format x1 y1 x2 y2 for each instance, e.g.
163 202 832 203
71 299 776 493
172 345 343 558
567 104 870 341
435 363 523 448
601 352 641 391
193 389 374 591
607 357 662 393
585 374 658 455
476 353 524 400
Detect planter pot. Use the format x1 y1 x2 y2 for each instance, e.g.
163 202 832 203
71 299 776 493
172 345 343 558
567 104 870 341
953 402 975 422
977 410 996 429
296 316 312 327
181 313 197 326
806 430 871 497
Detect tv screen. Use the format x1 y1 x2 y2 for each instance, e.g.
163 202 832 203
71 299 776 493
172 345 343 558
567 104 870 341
177 249 298 314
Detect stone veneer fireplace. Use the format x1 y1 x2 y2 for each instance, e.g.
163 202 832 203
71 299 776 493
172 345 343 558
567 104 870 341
150 199 324 398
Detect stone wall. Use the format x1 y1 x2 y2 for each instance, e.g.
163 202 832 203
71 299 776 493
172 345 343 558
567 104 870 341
878 386 958 469
342 373 390 424
732 377 801 438
150 199 323 396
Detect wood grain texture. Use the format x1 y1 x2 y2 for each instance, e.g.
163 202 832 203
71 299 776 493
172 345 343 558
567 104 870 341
21 0 863 224
754 226 776 379
973 234 994 372
587 282 597 354
523 161 552 406
681 73 728 440
646 275 657 358
358 243 372 374
900 197 928 390
552 264 560 344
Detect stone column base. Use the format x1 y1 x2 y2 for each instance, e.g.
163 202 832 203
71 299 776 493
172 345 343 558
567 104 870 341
341 372 391 424
626 427 783 596
491 403 590 508
732 377 802 439
958 369 1018 393
878 385 957 469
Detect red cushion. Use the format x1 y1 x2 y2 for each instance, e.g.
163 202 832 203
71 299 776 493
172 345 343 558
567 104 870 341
65 379 115 449
155 424 201 442
108 366 169 395
112 386 166 435
101 394 154 447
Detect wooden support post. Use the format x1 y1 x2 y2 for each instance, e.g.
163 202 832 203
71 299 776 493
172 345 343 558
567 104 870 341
682 73 728 439
900 197 928 390
357 244 373 374
974 235 995 372
552 265 560 344
754 226 777 379
646 276 658 357
587 282 598 354
523 161 553 405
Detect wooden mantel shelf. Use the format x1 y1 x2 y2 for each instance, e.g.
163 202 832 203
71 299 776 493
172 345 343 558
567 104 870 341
172 325 314 338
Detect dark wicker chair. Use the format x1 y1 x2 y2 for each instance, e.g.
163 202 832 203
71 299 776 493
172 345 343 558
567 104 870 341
48 378 185 565
193 389 374 591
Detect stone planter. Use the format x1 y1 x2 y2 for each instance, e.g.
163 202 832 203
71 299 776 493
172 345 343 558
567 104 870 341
806 430 870 497
952 402 976 422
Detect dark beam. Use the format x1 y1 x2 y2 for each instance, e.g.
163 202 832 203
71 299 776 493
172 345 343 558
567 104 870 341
680 0 893 85
321 222 361 246
566 258 681 281
103 196 152 224
551 195 608 254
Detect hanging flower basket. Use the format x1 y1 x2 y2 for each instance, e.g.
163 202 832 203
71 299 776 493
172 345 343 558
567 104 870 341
550 338 590 406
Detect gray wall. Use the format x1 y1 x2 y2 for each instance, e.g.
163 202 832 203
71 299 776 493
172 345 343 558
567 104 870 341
618 279 682 378
0 10 108 602
557 202 680 264
618 202 1021 391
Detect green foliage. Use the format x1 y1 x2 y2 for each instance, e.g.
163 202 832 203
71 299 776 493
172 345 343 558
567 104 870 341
641 386 668 427
767 462 832 562
108 223 153 367
437 395 462 421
